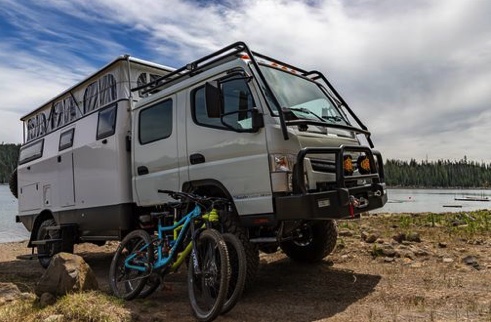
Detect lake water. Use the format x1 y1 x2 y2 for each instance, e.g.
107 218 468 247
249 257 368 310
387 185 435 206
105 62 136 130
0 184 30 243
375 188 491 214
0 186 490 243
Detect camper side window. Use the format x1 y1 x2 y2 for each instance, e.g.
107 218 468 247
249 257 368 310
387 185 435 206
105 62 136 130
19 139 44 165
97 105 117 140
59 129 75 151
99 74 117 106
139 99 173 144
84 81 99 114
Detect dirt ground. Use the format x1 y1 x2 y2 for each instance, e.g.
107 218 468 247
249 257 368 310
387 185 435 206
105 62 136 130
1 213 490 321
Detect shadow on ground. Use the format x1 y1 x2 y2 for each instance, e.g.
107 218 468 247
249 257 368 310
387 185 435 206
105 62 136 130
1 248 381 322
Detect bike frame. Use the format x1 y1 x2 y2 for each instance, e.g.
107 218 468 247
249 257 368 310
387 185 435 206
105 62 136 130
124 202 220 273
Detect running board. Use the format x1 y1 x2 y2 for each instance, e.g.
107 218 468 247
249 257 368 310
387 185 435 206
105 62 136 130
249 237 277 243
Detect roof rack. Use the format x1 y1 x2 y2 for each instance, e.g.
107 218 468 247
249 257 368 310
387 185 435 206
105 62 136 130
132 41 251 95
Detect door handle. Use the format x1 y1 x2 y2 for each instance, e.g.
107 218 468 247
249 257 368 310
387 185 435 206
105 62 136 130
137 166 149 175
190 153 205 165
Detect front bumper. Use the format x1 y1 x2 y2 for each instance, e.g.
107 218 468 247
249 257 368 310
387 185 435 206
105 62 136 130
274 145 387 220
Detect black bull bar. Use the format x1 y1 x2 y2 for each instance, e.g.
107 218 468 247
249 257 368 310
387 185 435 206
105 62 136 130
274 145 387 220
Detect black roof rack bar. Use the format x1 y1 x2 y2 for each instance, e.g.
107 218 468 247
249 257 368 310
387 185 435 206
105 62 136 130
132 42 248 95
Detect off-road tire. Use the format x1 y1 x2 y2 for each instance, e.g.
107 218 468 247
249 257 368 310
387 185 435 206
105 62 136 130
280 220 338 263
220 210 259 292
37 219 62 268
9 169 18 198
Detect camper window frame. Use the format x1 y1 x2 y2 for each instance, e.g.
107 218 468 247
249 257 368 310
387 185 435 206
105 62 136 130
19 139 44 165
96 104 117 140
59 128 75 151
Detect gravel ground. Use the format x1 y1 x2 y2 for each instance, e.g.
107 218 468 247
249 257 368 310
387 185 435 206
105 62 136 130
1 213 490 321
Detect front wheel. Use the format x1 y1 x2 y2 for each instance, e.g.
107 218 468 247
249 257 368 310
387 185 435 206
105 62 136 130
280 220 338 263
109 230 153 300
188 229 230 322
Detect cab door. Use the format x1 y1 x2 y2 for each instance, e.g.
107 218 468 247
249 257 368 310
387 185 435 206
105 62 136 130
133 96 180 205
185 72 273 215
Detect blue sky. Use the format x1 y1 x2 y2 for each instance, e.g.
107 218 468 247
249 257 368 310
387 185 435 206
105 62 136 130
1 0 491 161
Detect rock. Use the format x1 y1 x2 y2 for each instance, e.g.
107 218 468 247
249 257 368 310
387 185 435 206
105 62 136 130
365 233 379 243
438 242 447 248
0 282 22 304
406 232 421 243
462 255 480 269
393 233 406 243
338 229 354 237
443 257 454 263
382 247 397 257
383 257 395 263
39 292 57 308
35 253 98 297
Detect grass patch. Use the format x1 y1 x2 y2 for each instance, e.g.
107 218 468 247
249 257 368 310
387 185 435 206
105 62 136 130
0 291 130 322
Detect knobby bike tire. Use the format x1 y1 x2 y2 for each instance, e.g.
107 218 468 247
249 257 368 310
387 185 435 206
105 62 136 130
221 233 247 315
187 229 230 322
109 230 154 300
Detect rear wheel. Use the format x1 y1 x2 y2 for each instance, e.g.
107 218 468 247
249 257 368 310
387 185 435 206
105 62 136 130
37 219 62 269
280 220 338 263
109 230 153 300
188 229 230 322
221 233 246 315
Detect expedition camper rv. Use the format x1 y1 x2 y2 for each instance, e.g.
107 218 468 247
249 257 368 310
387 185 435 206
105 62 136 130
13 42 387 276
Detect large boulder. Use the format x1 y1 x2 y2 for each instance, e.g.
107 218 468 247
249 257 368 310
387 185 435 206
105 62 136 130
35 253 98 297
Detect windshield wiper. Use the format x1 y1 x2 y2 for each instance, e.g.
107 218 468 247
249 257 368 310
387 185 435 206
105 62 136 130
284 107 325 122
322 115 343 123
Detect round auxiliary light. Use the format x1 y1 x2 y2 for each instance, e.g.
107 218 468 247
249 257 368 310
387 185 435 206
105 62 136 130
357 155 371 174
343 155 354 176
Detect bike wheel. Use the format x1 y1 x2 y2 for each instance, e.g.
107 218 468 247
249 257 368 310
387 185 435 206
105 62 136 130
109 230 153 300
188 229 230 322
221 233 247 315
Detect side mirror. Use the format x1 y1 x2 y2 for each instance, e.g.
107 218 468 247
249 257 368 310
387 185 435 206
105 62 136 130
251 108 264 131
205 81 223 118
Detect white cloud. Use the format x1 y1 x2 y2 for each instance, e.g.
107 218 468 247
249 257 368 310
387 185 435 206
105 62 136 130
0 0 490 162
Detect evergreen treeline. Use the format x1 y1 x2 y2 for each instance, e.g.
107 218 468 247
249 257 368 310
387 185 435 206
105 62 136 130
0 143 20 183
0 142 489 188
384 157 491 188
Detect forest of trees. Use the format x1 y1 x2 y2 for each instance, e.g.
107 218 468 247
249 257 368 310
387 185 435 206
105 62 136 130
0 141 489 188
384 157 491 188
0 143 20 184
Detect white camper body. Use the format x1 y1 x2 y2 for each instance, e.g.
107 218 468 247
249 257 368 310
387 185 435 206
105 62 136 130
15 42 387 268
17 56 173 242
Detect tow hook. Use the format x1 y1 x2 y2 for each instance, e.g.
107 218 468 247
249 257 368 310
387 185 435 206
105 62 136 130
349 195 369 217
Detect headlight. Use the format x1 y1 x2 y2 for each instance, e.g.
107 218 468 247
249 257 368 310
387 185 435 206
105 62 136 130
270 154 296 172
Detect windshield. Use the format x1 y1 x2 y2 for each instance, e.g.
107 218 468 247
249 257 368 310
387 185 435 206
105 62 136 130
259 65 348 126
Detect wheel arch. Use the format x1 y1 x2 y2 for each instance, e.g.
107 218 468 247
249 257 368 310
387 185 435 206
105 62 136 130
182 179 233 200
28 210 55 247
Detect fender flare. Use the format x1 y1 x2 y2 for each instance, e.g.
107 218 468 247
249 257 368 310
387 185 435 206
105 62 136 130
27 210 55 248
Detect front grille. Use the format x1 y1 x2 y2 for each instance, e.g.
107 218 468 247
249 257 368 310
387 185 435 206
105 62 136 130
310 158 336 173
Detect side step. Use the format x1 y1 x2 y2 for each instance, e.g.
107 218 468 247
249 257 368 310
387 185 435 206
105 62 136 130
31 238 63 246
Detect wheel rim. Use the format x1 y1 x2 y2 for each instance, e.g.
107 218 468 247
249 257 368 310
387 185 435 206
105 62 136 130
293 224 314 247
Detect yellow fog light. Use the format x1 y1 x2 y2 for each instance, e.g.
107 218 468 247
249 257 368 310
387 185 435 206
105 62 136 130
343 155 354 175
357 155 371 174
